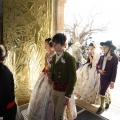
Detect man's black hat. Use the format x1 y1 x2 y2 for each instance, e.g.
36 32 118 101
100 40 116 50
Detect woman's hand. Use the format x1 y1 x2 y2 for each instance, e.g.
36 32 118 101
98 69 106 75
46 69 53 84
48 78 52 85
46 69 52 78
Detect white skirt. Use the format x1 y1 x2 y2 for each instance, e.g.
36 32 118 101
74 64 100 105
27 72 54 120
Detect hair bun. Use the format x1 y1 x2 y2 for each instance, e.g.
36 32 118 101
89 43 95 48
49 40 53 43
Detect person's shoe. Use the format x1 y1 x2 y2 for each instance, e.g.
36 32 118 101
105 103 109 109
96 107 104 114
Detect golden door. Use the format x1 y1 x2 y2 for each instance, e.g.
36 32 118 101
3 0 52 105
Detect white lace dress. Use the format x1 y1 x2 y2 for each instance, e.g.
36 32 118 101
27 53 54 120
74 51 101 105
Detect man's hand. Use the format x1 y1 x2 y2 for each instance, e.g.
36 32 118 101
98 69 106 75
110 82 114 89
63 97 69 106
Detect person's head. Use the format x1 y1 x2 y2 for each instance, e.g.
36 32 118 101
45 38 53 52
0 45 7 62
100 41 116 54
89 43 95 54
102 45 110 54
68 41 73 47
52 33 66 53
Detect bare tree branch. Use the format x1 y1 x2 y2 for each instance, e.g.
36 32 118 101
64 13 108 44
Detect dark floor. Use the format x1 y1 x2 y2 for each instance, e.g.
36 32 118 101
76 105 108 120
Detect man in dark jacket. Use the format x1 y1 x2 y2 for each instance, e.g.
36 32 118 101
96 41 118 114
49 33 77 120
0 45 17 120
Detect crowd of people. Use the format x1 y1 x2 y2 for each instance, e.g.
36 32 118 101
0 33 118 120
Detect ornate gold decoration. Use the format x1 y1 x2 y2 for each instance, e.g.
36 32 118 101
3 0 52 105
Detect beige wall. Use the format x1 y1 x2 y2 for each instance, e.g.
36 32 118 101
52 0 67 34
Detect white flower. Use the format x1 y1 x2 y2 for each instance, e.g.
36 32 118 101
61 58 66 63
107 56 113 60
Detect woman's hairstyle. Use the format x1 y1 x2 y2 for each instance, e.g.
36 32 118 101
0 45 7 61
45 38 53 47
83 56 93 68
89 43 95 48
82 43 95 68
52 33 66 45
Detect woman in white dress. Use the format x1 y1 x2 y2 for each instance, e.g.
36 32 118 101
74 43 101 105
27 38 55 120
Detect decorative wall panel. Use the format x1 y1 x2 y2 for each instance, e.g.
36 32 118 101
3 0 52 105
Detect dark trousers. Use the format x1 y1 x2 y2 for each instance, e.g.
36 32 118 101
3 103 17 120
100 75 111 96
